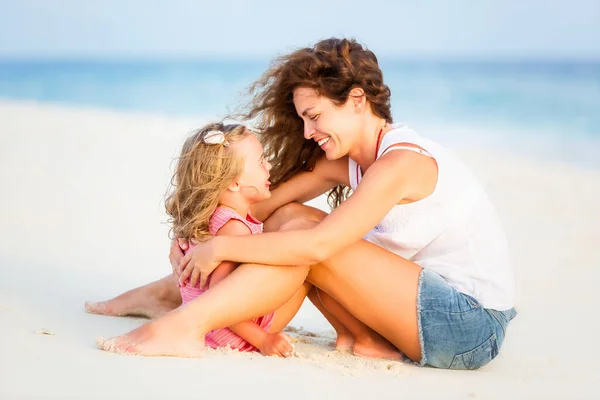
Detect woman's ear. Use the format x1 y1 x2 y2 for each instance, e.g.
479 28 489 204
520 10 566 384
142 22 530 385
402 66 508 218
349 87 366 109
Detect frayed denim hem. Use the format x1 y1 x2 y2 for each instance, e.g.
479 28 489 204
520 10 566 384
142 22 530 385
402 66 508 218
416 268 427 367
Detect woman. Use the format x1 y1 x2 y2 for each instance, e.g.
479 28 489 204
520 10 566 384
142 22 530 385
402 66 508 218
94 38 516 369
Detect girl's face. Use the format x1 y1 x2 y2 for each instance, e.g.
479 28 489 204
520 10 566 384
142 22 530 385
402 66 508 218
293 87 362 160
233 134 272 203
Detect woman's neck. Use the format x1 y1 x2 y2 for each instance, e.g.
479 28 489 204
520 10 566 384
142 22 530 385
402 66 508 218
349 116 389 174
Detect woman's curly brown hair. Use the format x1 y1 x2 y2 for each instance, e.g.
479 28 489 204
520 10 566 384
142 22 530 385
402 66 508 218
241 37 392 208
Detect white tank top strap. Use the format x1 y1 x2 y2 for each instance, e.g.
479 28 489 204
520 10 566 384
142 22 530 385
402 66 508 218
379 144 434 159
348 123 437 190
348 157 359 189
377 123 438 160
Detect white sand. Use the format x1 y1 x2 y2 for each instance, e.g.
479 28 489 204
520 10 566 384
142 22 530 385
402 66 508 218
0 100 598 399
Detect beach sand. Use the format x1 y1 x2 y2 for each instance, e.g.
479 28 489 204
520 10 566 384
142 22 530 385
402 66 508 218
0 100 598 399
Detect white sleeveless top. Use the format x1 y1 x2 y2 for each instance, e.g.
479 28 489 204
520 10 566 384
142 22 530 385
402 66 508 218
349 123 515 311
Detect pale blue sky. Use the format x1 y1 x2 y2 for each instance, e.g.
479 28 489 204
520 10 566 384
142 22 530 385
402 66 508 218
1 0 598 59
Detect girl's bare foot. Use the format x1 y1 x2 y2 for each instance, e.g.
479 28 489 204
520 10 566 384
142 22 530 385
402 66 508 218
85 278 181 319
352 333 404 360
97 309 205 357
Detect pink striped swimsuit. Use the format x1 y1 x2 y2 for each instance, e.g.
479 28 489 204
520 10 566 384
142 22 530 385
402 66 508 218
179 206 274 352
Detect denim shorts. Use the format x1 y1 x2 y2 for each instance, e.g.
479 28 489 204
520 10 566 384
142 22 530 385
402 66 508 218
417 269 517 369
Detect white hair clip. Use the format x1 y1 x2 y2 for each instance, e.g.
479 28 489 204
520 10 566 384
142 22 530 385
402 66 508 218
203 130 229 146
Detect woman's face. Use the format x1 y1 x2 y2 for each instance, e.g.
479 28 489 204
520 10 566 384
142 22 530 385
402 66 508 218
293 87 362 160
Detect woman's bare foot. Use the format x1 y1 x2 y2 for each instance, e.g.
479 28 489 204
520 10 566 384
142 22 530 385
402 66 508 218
97 309 205 357
352 333 404 360
85 296 176 319
333 333 355 351
85 277 181 319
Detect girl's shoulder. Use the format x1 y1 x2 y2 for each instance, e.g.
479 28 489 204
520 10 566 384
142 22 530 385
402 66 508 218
209 207 263 236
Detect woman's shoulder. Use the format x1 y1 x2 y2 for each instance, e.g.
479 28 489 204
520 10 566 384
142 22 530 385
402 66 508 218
379 124 441 156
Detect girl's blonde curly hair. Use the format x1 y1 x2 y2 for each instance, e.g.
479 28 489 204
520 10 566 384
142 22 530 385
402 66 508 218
165 122 249 241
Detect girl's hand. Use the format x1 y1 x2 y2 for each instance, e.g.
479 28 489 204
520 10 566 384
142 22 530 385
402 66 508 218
169 238 189 279
177 238 220 288
259 332 295 357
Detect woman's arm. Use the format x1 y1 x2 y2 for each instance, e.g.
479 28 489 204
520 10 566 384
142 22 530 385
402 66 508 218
250 155 349 222
185 151 436 276
171 155 347 268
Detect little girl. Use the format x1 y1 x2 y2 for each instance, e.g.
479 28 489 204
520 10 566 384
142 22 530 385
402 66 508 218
165 122 306 357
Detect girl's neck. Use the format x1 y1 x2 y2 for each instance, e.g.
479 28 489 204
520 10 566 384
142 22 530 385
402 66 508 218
349 116 389 174
217 200 251 218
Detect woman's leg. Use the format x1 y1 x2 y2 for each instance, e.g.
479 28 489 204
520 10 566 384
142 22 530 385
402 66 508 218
248 214 389 356
305 241 422 361
99 206 421 361
314 288 402 359
98 203 318 357
225 215 327 334
269 283 391 355
262 202 327 232
273 215 404 359
85 275 182 319
97 262 310 357
306 287 354 350
268 282 312 332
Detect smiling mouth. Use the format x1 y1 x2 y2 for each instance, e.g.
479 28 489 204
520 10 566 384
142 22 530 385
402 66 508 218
317 137 330 147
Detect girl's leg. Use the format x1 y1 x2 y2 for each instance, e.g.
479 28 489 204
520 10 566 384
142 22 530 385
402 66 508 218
99 208 422 361
86 275 182 319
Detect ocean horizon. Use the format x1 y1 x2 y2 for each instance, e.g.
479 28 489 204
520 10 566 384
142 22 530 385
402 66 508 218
1 58 599 168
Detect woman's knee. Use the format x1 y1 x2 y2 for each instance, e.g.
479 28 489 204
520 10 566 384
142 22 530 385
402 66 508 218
265 203 327 232
279 217 319 232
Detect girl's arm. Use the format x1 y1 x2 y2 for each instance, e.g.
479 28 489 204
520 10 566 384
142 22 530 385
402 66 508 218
212 150 437 266
250 155 349 222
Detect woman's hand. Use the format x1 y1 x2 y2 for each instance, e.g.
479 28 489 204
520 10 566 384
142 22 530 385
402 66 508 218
169 238 189 279
177 238 220 288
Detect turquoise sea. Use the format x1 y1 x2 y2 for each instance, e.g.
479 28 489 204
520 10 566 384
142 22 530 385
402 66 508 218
1 59 598 167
